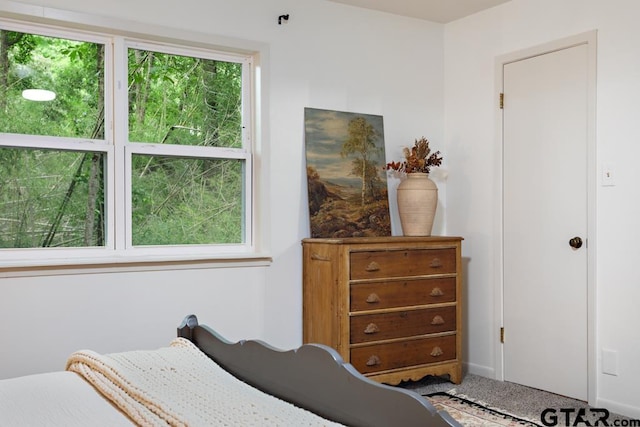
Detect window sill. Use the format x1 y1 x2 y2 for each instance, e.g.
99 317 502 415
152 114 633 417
0 253 272 277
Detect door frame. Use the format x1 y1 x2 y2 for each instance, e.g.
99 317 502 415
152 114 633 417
493 31 597 405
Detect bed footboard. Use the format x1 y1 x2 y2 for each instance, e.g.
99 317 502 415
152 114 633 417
178 314 459 427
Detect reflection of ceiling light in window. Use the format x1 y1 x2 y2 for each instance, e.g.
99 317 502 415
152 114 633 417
22 89 56 101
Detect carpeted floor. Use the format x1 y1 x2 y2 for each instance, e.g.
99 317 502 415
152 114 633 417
399 374 631 426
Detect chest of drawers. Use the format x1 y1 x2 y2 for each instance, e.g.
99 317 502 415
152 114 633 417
302 236 463 385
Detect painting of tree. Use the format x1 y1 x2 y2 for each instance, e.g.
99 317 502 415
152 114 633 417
304 108 391 238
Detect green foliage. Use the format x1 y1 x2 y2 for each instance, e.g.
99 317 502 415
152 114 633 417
0 28 246 248
0 148 104 248
9 33 36 63
128 49 242 148
0 31 101 138
131 156 242 245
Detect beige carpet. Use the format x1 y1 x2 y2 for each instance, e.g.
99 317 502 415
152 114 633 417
400 374 631 426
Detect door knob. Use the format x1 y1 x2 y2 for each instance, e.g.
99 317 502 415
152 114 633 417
569 236 583 249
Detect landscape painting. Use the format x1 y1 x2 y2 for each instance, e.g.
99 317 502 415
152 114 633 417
304 108 391 238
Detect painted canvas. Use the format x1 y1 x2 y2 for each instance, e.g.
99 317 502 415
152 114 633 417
304 108 391 238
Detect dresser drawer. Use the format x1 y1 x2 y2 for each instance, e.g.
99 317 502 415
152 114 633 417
350 306 456 344
350 277 456 312
350 334 457 374
350 248 456 280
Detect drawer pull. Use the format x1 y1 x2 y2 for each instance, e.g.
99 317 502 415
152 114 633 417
364 323 380 334
430 346 444 357
365 293 380 304
430 287 444 297
430 258 443 268
366 355 381 366
431 315 445 325
365 261 381 272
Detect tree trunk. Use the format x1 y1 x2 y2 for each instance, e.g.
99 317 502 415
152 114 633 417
0 31 9 111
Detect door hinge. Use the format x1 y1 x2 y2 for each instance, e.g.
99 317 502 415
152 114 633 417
500 327 505 343
499 93 504 109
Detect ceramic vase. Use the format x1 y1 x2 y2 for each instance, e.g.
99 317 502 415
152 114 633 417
396 173 437 236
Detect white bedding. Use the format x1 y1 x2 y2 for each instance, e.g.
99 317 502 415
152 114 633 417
0 371 134 426
0 339 344 426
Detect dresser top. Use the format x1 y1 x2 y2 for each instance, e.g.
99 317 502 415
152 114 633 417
302 236 463 245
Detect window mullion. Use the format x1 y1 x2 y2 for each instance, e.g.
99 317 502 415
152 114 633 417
112 36 129 252
242 58 254 249
128 143 248 159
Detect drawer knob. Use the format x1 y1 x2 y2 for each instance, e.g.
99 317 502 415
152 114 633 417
430 346 444 357
431 315 445 325
430 258 443 268
430 287 444 297
365 261 380 272
366 355 381 366
364 323 380 334
365 293 380 304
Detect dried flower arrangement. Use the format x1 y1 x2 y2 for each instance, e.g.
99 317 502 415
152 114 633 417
385 137 443 174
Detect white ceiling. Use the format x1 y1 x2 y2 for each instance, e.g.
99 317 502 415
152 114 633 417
325 0 511 23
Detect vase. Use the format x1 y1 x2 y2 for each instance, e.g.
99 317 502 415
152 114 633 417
396 173 438 236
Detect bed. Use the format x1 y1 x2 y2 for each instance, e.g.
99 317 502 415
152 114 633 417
0 314 460 426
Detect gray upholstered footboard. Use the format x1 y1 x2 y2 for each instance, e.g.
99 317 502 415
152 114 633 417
178 314 460 427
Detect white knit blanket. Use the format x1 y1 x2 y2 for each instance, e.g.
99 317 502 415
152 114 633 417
66 338 344 427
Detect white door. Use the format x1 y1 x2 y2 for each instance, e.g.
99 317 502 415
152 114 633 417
502 43 589 400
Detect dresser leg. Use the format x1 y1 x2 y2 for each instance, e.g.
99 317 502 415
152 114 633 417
449 366 462 384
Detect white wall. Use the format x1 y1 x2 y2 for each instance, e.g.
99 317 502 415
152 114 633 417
0 265 267 378
444 0 640 418
0 0 445 378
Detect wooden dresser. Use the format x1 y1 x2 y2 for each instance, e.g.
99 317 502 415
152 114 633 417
302 236 463 385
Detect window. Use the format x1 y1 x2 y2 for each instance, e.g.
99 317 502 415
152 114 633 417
0 20 255 263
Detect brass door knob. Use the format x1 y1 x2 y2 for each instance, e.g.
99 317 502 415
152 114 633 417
569 236 583 249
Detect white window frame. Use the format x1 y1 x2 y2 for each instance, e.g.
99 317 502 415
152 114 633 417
0 17 264 268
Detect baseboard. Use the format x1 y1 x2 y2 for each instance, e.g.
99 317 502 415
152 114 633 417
463 362 495 379
597 397 640 420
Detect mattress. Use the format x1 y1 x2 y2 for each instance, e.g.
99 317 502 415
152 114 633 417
0 371 134 426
